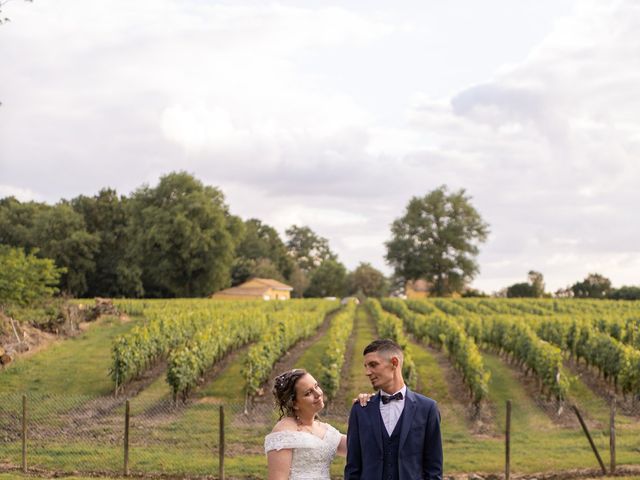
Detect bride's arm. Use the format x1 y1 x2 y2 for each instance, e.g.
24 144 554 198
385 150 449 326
267 448 293 480
337 433 347 457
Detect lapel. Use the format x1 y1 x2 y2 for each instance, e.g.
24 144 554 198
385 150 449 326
366 392 384 453
398 387 416 450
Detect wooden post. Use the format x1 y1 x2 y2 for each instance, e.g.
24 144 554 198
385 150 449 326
610 397 616 474
505 400 511 480
124 400 130 476
219 405 225 480
572 405 606 474
21 394 27 473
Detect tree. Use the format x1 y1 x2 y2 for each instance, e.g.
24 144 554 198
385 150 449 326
72 189 142 297
347 262 389 298
304 260 347 298
0 245 62 306
0 197 99 297
385 186 489 296
30 203 100 297
287 264 310 298
128 172 238 297
231 219 293 285
571 273 612 298
608 286 640 300
286 225 336 273
506 271 545 298
528 270 545 297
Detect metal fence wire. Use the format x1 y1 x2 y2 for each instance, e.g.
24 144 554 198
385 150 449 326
0 393 638 478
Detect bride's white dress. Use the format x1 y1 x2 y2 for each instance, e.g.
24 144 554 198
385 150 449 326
264 424 341 480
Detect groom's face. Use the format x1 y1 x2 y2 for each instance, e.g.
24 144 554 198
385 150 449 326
363 351 396 392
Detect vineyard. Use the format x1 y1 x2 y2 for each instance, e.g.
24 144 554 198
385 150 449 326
1 298 640 479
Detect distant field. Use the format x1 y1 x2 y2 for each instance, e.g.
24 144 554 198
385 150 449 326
1 298 639 479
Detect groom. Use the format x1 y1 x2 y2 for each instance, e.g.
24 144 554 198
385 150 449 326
345 338 443 480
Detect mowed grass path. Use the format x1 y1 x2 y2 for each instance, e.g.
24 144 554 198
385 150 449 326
0 315 136 397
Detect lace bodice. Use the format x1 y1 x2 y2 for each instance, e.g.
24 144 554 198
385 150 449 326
264 424 342 479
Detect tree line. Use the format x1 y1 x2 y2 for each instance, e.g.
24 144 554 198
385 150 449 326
499 271 640 300
0 172 390 301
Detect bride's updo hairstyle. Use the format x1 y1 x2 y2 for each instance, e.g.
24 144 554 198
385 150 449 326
272 368 307 419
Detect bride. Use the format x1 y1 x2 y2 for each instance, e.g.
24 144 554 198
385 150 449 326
265 368 363 480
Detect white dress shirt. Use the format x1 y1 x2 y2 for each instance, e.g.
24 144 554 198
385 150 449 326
379 385 407 435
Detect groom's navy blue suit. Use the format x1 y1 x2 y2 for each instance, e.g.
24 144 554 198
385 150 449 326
344 388 442 480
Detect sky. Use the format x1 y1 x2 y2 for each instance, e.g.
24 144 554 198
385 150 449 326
1 0 640 293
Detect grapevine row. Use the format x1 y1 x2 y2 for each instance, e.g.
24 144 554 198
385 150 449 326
318 301 357 401
364 299 417 388
382 298 489 406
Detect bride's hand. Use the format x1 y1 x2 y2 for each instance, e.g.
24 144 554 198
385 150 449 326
352 392 374 406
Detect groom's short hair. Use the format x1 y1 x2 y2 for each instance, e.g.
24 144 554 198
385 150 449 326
363 338 404 362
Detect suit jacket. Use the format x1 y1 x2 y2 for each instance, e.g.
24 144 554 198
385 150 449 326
344 388 443 480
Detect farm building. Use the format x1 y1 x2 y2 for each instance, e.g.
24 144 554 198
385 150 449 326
405 279 431 299
211 278 293 300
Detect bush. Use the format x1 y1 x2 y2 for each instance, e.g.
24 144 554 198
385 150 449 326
0 245 63 307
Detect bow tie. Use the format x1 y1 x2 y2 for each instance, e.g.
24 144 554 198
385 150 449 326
381 392 403 404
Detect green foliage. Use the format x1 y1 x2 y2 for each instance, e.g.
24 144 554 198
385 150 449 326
608 285 640 300
231 219 293 285
414 299 570 400
242 300 338 397
385 185 489 296
0 245 63 306
128 172 238 297
347 262 389 298
318 302 356 400
385 298 489 406
304 259 348 298
506 271 546 298
364 298 417 388
71 189 142 297
0 199 99 296
285 225 336 273
571 273 612 298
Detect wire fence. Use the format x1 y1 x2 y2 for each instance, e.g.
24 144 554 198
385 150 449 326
0 393 639 479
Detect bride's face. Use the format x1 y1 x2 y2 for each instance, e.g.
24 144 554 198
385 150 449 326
294 373 325 416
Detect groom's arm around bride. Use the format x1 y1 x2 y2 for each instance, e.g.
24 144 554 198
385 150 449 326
344 339 443 480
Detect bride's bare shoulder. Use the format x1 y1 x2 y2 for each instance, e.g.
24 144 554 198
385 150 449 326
271 417 298 433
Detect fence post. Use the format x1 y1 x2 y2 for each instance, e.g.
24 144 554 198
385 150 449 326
610 396 616 474
124 399 130 476
505 400 511 480
572 404 606 474
21 394 27 473
219 405 225 480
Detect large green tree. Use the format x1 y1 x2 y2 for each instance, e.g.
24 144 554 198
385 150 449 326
30 203 100 296
506 271 545 298
347 262 389 298
304 259 347 298
285 225 336 273
71 189 142 297
571 273 612 298
231 218 293 285
385 186 489 296
129 172 239 297
0 197 99 296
